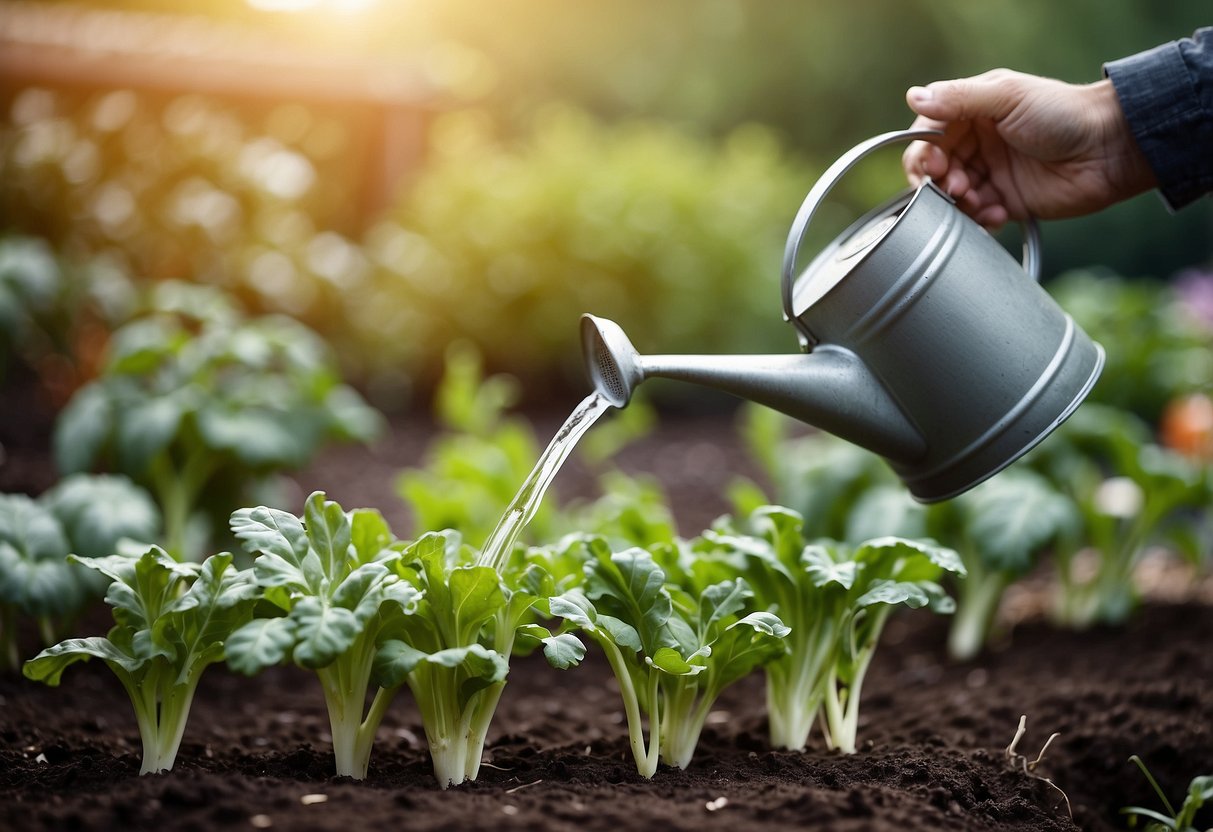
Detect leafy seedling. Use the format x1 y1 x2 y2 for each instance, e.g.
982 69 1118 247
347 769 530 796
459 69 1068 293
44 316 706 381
1122 755 1213 832
24 548 257 774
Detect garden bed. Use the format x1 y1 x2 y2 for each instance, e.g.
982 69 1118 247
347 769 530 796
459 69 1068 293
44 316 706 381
2 405 1211 832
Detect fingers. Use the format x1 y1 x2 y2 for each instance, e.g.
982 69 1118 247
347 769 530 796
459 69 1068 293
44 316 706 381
906 69 1026 123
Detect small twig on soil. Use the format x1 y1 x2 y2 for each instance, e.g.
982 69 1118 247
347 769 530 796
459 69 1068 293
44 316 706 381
480 762 514 771
505 779 543 794
1004 714 1072 819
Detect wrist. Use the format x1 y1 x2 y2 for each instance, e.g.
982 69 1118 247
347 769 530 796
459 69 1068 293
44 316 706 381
1089 78 1157 198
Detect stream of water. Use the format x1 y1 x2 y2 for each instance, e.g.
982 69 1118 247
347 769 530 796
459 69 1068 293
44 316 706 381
477 391 613 572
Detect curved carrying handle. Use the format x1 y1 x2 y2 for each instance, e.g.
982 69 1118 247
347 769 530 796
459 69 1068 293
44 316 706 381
781 128 1042 349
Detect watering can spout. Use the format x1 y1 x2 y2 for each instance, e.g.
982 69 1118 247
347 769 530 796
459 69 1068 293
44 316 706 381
580 314 926 463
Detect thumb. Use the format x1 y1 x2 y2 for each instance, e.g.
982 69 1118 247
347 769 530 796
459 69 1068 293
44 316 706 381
906 71 1025 122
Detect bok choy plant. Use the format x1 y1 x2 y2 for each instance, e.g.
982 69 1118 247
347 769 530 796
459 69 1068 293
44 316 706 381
0 476 159 671
374 534 583 787
24 547 257 774
1021 405 1212 628
223 492 423 780
547 536 789 777
701 505 962 753
54 282 381 560
928 469 1079 661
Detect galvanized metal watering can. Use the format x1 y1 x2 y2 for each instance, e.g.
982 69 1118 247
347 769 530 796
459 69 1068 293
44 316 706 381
581 129 1105 502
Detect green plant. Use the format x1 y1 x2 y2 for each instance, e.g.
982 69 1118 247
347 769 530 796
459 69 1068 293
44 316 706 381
1049 271 1213 425
397 343 561 546
930 469 1079 661
54 282 382 559
1021 405 1212 628
702 505 962 753
398 341 663 551
374 534 582 787
0 477 159 671
547 536 789 777
24 547 257 774
223 492 424 780
364 106 811 385
730 405 925 543
1123 755 1212 832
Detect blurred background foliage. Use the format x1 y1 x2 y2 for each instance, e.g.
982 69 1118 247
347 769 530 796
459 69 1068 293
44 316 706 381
1 0 1210 412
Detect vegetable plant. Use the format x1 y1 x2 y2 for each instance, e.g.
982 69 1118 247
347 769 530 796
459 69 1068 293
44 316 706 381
701 505 962 753
223 492 424 780
929 469 1079 661
1021 405 1212 628
1123 755 1212 832
54 282 382 560
374 533 583 787
0 476 159 671
24 547 257 774
547 536 789 777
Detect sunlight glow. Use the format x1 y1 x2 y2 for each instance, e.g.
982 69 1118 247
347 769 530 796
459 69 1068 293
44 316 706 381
246 0 380 14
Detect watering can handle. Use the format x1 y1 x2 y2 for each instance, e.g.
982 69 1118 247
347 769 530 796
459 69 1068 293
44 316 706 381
781 128 1042 349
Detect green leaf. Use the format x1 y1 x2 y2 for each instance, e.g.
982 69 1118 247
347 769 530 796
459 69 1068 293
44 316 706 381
372 638 427 687
540 632 586 669
854 579 935 610
231 505 309 562
226 617 297 675
43 474 161 559
447 565 505 642
696 578 751 638
115 394 185 473
233 505 312 592
53 384 112 475
548 591 598 631
585 547 671 653
290 597 361 668
517 624 586 669
331 562 393 623
24 636 144 685
303 492 352 582
350 509 392 565
961 471 1077 573
646 646 705 676
196 405 307 468
802 545 857 589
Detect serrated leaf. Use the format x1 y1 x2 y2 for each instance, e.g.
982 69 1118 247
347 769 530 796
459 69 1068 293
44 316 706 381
226 617 297 675
540 632 586 669
290 597 361 668
231 505 310 560
802 545 857 589
331 562 392 623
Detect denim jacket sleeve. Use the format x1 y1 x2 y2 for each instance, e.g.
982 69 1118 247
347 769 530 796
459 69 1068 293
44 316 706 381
1104 27 1213 210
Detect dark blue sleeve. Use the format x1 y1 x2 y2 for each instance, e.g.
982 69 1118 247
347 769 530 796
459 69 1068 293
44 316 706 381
1104 27 1213 210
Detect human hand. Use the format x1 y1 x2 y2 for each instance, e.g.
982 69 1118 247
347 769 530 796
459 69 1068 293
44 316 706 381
902 69 1156 228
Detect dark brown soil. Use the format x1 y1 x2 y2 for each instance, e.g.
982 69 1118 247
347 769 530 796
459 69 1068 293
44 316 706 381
3 397 1212 832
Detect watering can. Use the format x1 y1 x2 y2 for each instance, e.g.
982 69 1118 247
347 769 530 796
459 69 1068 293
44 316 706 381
580 129 1104 503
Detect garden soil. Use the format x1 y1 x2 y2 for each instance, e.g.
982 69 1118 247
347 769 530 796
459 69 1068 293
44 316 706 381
2 395 1212 832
